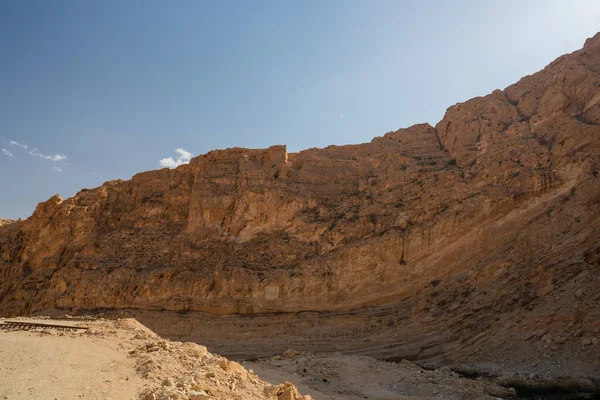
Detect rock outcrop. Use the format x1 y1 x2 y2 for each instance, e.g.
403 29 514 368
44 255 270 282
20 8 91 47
2 34 600 377
0 219 15 227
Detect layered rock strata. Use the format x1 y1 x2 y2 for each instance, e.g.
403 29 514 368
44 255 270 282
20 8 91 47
2 34 600 376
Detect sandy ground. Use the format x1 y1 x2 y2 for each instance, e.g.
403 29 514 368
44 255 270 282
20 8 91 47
4 317 593 400
0 317 505 400
246 352 515 400
0 317 310 400
246 362 422 400
245 363 333 400
0 320 143 400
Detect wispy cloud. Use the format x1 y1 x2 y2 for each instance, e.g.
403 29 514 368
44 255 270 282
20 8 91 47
9 140 67 161
8 140 68 167
29 148 67 161
159 148 193 169
52 166 63 172
9 140 28 149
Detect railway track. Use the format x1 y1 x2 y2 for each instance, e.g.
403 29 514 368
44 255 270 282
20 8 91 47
0 320 89 332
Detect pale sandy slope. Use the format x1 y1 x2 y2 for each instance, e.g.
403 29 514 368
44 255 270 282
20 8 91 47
0 317 310 400
0 322 143 400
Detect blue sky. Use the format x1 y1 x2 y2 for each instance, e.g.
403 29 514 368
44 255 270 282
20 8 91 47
1 0 600 219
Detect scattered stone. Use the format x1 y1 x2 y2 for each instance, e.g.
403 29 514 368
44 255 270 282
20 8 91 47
283 349 300 358
277 382 302 400
187 390 209 400
263 385 278 397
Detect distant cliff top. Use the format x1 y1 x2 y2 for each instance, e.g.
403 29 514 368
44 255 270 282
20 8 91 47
0 219 16 227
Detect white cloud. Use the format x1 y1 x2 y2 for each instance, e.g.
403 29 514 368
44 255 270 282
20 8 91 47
159 157 180 168
29 149 67 161
340 113 344 119
159 148 193 169
8 140 67 163
175 148 192 160
9 140 28 149
1 148 13 157
52 166 63 172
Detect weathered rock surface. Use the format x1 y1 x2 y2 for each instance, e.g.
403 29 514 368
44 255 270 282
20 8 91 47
2 34 600 377
0 219 15 227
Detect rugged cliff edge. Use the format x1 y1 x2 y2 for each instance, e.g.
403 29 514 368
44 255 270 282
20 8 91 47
0 219 15 227
2 34 600 378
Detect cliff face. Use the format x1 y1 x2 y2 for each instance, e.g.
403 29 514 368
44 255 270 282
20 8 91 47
2 34 600 373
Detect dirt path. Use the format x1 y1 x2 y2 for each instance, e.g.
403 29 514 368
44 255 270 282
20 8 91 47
0 328 144 400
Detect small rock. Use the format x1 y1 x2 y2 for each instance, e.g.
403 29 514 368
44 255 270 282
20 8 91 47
226 361 247 376
188 390 209 400
216 359 229 370
528 372 539 380
554 335 566 344
537 284 553 297
278 382 301 400
541 334 552 343
263 385 278 397
162 377 175 387
575 288 584 298
283 349 300 358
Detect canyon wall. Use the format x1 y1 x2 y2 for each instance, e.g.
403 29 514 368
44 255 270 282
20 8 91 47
2 34 600 374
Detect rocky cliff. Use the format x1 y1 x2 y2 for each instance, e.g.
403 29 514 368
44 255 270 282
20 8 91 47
2 34 600 377
0 219 15 227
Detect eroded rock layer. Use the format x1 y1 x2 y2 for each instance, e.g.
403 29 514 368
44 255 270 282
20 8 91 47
2 34 600 375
